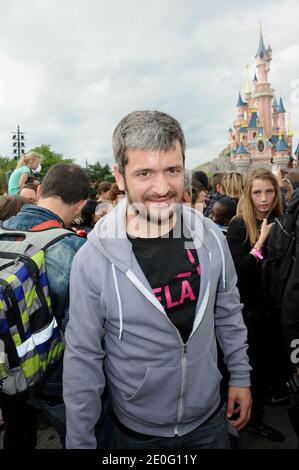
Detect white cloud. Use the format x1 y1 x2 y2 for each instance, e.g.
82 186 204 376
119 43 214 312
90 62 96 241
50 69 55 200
0 0 298 169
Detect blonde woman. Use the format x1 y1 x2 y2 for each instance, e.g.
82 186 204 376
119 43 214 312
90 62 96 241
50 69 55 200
227 168 284 442
221 172 244 202
8 151 41 195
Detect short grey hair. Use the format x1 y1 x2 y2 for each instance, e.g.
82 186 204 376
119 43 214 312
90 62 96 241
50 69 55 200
112 110 186 174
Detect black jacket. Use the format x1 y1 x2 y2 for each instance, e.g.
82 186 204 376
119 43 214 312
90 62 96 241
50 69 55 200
227 216 266 317
203 191 223 217
282 189 299 352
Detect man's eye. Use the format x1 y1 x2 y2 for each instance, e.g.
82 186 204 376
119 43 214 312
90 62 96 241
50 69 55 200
138 172 150 177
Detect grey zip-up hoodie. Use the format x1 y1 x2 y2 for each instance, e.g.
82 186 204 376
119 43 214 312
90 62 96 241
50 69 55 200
63 198 251 448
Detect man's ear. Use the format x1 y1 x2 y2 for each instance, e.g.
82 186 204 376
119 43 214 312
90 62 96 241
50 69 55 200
36 184 42 201
113 165 125 192
74 199 87 216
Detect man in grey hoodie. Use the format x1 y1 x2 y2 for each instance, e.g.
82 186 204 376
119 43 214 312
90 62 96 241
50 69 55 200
63 111 252 449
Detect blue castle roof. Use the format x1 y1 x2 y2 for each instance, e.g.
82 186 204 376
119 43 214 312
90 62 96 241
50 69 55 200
294 140 299 156
270 135 279 145
278 97 286 113
236 92 247 107
236 142 249 154
272 96 278 108
256 31 267 59
276 137 289 152
248 111 257 129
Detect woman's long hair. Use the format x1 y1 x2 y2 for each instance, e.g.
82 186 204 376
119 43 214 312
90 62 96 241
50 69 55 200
237 168 283 246
221 172 244 199
16 151 41 169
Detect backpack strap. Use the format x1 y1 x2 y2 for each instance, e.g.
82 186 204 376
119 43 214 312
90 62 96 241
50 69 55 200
31 220 63 231
0 224 76 254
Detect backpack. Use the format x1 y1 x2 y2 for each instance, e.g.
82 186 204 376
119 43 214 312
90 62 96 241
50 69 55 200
0 222 73 397
262 205 299 309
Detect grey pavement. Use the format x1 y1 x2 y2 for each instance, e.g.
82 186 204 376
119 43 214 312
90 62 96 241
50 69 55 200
0 403 298 449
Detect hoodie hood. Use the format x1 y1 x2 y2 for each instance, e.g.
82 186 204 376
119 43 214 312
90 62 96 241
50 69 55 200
88 197 133 274
88 197 221 273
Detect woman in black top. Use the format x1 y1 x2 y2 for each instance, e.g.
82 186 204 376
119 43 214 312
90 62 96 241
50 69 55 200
227 168 284 442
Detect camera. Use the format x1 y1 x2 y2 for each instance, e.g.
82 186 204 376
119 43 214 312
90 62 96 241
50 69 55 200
286 373 299 394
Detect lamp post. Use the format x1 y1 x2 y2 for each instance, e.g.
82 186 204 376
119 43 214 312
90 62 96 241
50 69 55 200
11 125 26 160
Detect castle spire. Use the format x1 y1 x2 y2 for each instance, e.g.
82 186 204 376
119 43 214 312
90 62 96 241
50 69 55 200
256 22 267 59
278 97 286 114
272 96 278 108
236 91 246 107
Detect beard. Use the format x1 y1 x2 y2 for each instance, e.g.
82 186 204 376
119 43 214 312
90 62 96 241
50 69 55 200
126 188 182 226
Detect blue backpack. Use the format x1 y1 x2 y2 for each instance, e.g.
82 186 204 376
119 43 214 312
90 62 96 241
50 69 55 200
0 224 72 397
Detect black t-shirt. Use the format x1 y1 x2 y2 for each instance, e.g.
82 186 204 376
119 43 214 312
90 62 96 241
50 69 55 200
128 223 200 343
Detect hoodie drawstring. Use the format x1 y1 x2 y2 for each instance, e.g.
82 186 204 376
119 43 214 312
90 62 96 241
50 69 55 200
112 264 123 340
209 229 226 289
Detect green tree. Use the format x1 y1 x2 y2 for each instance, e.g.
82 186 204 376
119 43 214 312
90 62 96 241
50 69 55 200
31 145 74 178
85 161 112 183
0 156 18 194
104 174 116 183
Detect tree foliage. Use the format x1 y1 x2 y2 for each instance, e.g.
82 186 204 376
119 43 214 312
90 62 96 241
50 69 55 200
0 156 19 194
85 161 113 184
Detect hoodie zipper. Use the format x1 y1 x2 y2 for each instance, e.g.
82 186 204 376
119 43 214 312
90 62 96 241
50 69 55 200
174 344 188 436
162 316 188 436
156 309 189 436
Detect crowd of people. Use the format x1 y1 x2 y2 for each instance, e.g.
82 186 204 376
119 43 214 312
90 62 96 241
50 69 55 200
0 110 298 449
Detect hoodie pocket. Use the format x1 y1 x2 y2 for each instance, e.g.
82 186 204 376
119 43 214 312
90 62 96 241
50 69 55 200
119 365 181 425
183 352 222 420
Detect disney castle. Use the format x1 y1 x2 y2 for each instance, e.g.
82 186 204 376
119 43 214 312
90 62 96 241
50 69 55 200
228 27 299 173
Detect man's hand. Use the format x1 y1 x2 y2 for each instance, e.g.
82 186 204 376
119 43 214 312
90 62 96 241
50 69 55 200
226 386 252 431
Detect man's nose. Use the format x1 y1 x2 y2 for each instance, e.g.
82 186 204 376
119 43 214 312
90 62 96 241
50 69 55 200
152 174 171 196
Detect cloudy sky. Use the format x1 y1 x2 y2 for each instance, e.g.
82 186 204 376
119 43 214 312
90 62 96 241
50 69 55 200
0 0 298 170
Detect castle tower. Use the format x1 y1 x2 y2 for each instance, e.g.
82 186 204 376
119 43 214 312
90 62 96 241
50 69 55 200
253 27 274 139
235 141 252 174
253 73 258 92
272 96 279 131
236 91 247 119
273 134 290 169
278 97 286 135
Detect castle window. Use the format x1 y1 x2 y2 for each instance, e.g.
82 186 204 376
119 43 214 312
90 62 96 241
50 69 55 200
258 140 265 153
